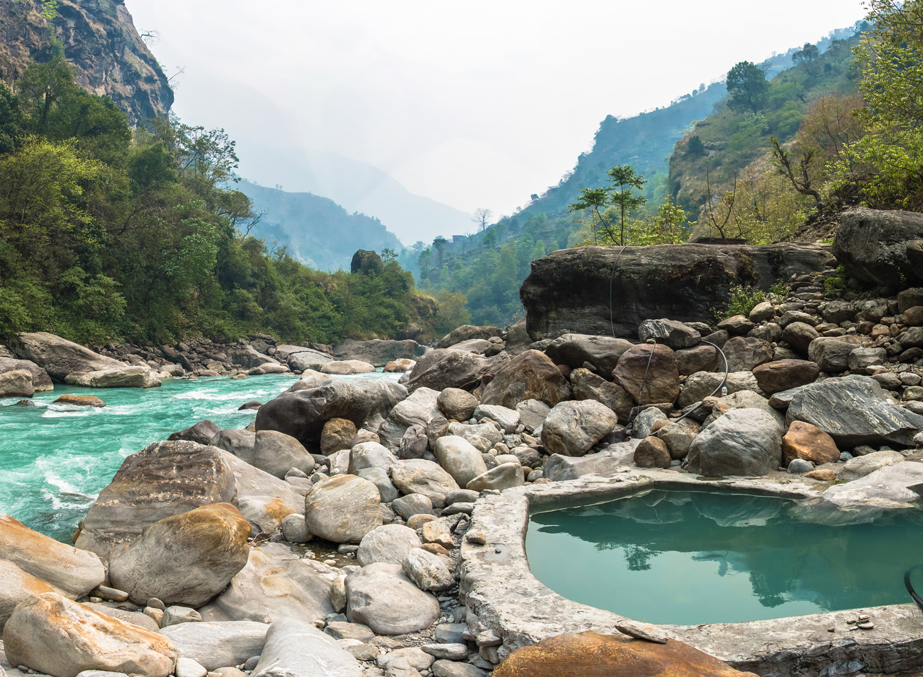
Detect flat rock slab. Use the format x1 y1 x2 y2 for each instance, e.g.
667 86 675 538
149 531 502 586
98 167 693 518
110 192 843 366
159 621 269 671
787 376 923 447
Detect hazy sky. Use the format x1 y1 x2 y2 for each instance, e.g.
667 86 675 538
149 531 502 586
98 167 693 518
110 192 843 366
126 1 867 218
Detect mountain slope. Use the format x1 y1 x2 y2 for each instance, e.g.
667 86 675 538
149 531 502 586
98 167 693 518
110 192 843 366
238 180 404 271
0 0 172 123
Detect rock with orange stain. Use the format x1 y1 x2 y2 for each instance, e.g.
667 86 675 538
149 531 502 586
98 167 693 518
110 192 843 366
215 449 302 533
108 503 251 608
3 592 177 677
782 421 841 465
0 514 106 629
0 514 104 597
492 631 759 677
198 545 335 624
75 441 237 560
54 394 106 407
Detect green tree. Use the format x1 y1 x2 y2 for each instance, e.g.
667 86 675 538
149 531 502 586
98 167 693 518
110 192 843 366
568 164 647 246
727 61 769 114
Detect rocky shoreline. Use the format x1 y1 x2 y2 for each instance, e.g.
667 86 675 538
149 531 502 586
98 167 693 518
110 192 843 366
6 211 923 675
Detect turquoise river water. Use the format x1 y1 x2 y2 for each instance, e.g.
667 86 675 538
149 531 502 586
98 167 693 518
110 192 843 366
527 489 923 625
0 373 398 543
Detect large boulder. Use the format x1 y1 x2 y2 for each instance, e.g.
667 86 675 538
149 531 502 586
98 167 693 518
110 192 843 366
433 436 489 487
199 545 334 624
213 429 314 479
389 459 459 508
333 339 426 367
687 408 782 476
787 376 923 447
436 325 503 349
400 348 498 394
322 360 376 375
722 337 773 373
159 621 269 672
345 563 440 635
216 450 303 534
752 359 819 395
569 369 635 423
226 345 280 370
807 336 865 373
64 366 161 388
0 368 33 398
287 348 334 372
0 357 53 391
544 334 633 373
9 332 125 382
3 592 177 677
0 515 105 627
437 388 480 422
75 441 237 559
541 401 617 457
613 344 680 405
378 387 442 452
251 621 363 677
492 631 758 677
108 504 251 608
356 524 422 566
637 319 701 349
168 419 221 446
479 350 570 409
255 378 407 448
833 207 923 286
467 462 525 492
521 244 830 340
304 475 383 544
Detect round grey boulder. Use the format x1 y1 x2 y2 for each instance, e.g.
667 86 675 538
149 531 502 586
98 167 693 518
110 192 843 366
687 408 782 477
541 400 617 457
345 563 440 635
304 475 383 544
357 524 422 566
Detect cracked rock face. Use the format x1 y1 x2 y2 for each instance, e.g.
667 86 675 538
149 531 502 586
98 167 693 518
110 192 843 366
787 376 923 447
0 0 173 124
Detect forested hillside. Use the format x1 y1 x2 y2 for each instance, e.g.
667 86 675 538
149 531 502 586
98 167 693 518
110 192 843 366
401 23 868 328
238 180 403 272
0 56 446 345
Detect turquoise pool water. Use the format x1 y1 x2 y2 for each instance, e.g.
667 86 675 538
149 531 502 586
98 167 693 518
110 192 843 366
527 489 923 625
0 372 399 543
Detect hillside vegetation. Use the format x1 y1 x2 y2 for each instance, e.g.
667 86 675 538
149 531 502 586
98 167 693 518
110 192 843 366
238 180 403 272
0 56 448 345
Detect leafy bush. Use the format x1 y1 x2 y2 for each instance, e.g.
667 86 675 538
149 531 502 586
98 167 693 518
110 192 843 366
715 284 766 322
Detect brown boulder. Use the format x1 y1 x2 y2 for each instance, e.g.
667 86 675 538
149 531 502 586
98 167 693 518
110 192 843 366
493 631 758 677
904 306 923 327
780 322 820 353
675 344 718 376
54 394 106 408
570 368 635 423
722 337 773 372
633 437 671 469
752 360 820 395
320 418 359 455
3 592 177 677
480 350 570 409
782 421 840 465
613 344 680 405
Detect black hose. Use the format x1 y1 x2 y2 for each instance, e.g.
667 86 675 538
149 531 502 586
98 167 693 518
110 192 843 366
609 245 628 338
905 565 923 612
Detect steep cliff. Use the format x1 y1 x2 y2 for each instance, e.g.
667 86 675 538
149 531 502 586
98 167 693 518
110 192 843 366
0 0 172 123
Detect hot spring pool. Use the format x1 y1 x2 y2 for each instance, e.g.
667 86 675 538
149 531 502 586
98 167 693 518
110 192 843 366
526 489 923 625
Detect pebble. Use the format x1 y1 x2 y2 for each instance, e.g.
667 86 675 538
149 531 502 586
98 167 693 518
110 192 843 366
421 643 468 660
615 620 669 644
858 622 874 630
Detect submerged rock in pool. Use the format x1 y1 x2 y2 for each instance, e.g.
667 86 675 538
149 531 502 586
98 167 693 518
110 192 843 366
492 630 758 676
54 394 106 408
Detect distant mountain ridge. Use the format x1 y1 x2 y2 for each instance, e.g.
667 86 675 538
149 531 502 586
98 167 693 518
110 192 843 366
238 180 403 271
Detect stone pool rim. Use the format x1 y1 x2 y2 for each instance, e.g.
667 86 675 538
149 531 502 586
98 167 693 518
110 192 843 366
458 469 923 676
